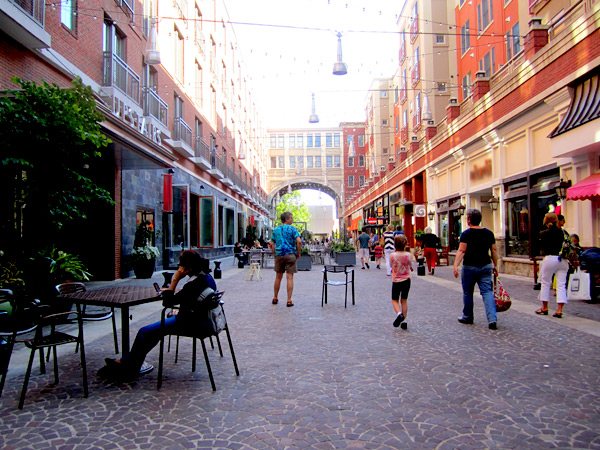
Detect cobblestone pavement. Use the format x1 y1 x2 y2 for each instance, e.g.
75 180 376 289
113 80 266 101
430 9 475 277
1 258 599 449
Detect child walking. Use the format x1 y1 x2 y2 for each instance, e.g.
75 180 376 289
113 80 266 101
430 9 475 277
374 236 384 269
390 234 415 329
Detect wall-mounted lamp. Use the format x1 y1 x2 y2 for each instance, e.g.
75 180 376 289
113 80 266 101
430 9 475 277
427 210 435 221
200 184 205 190
488 196 499 211
456 203 466 216
556 178 571 200
167 168 175 174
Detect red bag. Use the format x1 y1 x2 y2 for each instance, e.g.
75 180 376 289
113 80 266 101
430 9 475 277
494 278 512 312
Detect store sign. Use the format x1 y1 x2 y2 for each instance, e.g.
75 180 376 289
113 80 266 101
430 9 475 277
366 217 377 224
113 98 163 146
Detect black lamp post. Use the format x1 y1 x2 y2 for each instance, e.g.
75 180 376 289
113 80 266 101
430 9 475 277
427 210 435 221
488 196 499 211
556 179 571 200
456 203 466 216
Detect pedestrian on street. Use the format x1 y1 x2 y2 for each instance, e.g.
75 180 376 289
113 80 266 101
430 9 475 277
357 227 371 269
393 225 405 237
99 251 217 379
383 224 395 277
390 234 414 329
374 236 384 269
453 208 499 330
270 211 302 307
421 227 440 275
536 212 569 318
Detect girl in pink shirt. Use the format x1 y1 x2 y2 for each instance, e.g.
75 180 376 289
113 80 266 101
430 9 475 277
389 234 415 329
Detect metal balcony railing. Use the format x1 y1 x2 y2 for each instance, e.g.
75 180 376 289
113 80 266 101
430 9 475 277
411 62 420 87
195 22 205 55
195 137 210 160
142 88 168 126
172 117 192 147
103 52 140 104
410 16 419 42
8 0 44 25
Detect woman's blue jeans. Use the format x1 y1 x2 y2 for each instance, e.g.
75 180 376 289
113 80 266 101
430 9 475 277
461 263 497 324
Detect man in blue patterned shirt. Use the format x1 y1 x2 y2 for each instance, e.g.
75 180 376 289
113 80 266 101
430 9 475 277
270 211 302 307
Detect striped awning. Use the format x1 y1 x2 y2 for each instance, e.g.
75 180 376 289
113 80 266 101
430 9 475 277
549 72 600 138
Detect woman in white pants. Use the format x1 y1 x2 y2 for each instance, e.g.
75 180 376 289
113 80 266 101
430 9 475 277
536 213 568 318
383 224 395 276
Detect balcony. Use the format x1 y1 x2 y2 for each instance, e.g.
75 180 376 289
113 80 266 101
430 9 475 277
142 87 168 128
169 117 193 156
103 52 140 104
410 16 419 42
195 23 205 56
190 137 211 170
412 109 422 131
401 126 409 144
1 0 50 49
173 0 187 23
399 85 407 104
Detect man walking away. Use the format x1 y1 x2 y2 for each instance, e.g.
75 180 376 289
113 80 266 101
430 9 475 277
358 227 371 269
271 211 302 307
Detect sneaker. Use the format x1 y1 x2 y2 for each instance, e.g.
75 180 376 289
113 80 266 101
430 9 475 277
362 267 365 270
400 322 408 330
393 313 405 327
457 316 474 324
488 322 497 330
431 268 434 275
366 263 370 269
139 362 154 375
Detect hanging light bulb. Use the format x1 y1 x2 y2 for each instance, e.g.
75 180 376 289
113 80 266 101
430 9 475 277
145 18 161 65
309 93 319 123
332 32 348 75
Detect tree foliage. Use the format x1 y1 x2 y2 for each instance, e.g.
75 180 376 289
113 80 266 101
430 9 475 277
274 191 312 233
0 77 114 253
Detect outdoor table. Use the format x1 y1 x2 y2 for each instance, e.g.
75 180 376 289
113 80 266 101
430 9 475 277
58 286 161 354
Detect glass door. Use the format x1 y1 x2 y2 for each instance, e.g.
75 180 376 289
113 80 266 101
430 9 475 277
163 184 189 269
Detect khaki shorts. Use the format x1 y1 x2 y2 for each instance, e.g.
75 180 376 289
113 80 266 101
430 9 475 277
358 248 370 259
274 253 298 274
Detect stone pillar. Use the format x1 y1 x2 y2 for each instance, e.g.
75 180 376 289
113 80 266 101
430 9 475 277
446 98 460 124
524 17 549 60
472 71 490 102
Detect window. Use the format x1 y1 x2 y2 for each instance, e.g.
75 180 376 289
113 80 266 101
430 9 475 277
347 134 353 146
315 133 321 147
348 156 354 167
381 90 388 98
307 134 313 147
326 133 333 147
61 0 76 31
297 134 303 148
271 157 277 168
435 34 445 44
437 82 447 93
315 156 322 167
289 135 295 148
461 20 470 55
175 26 184 81
506 23 520 60
395 115 399 133
298 156 304 168
477 0 493 33
479 49 495 77
270 135 277 148
326 156 333 167
348 175 354 187
195 62 203 107
462 72 471 99
307 156 313 168
383 148 388 154
334 155 340 167
199 197 213 247
289 156 295 168
382 119 388 125
359 175 365 187
358 135 365 147
278 134 284 148
359 155 365 166
278 156 284 168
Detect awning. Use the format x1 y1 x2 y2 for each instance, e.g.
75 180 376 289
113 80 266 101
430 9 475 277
566 172 600 200
349 217 362 231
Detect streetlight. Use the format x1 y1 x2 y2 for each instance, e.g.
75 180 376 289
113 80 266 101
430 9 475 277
556 179 571 200
488 196 499 211
456 203 466 216
427 210 435 221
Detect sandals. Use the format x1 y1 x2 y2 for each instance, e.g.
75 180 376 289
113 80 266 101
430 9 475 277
553 312 563 318
286 301 294 307
535 309 549 315
272 298 278 305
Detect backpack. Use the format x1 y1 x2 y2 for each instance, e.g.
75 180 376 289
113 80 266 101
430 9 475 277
208 303 226 334
186 287 217 313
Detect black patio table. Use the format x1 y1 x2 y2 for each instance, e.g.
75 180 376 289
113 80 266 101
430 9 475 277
58 286 161 354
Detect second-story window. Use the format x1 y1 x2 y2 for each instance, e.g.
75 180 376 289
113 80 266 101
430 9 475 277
348 175 354 187
358 135 365 147
326 133 333 147
315 133 322 147
359 155 365 167
348 156 354 167
326 156 332 167
334 133 340 147
307 134 313 147
477 0 493 34
61 0 76 32
307 156 313 168
174 26 184 81
506 23 520 60
461 20 470 55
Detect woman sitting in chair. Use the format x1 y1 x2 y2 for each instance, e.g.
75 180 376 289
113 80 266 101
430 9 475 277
100 251 217 379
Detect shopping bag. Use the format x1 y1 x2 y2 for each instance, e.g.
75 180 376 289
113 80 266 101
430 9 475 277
494 277 512 312
567 269 591 301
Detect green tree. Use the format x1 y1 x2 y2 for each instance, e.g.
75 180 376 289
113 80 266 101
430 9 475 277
0 77 113 254
274 191 311 234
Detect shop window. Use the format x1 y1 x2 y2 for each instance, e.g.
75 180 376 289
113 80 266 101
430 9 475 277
225 207 235 245
199 197 213 247
163 184 188 268
506 198 529 256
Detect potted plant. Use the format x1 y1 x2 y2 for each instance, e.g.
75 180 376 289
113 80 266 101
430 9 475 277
129 221 159 279
297 247 312 271
333 242 356 266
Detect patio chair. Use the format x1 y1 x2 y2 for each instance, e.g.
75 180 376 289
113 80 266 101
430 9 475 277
157 291 239 391
0 289 39 397
56 282 119 354
321 265 355 308
18 304 88 409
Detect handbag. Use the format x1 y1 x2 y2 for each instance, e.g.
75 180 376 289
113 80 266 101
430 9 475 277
567 269 591 301
494 277 512 312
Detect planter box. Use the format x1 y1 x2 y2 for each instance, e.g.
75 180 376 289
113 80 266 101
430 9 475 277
335 251 356 266
297 254 312 271
133 258 156 279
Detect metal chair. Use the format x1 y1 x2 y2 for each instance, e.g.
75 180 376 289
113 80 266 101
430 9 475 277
157 291 239 391
55 282 119 354
0 289 39 397
18 304 88 409
321 265 355 308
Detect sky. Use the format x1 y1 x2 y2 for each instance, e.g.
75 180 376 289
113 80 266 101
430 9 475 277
224 0 403 128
